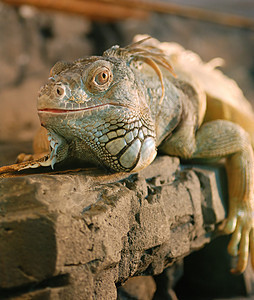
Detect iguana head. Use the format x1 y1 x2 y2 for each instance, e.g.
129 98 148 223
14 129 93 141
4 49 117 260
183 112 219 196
37 38 173 172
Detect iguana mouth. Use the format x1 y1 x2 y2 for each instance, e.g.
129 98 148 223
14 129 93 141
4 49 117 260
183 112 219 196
38 108 85 113
38 103 129 114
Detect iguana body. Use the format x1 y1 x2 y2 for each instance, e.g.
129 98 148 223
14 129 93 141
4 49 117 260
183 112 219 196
1 36 254 274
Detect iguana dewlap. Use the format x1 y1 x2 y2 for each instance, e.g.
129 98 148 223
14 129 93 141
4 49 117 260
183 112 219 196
3 36 254 274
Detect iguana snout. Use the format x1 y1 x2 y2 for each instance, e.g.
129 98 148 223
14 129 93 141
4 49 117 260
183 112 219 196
37 56 157 172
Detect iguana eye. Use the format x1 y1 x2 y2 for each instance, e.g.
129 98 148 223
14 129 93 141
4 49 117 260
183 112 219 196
54 83 66 98
93 67 112 86
85 61 113 93
56 86 64 96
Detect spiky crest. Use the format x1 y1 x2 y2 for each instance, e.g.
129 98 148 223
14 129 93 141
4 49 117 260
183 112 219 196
103 37 175 104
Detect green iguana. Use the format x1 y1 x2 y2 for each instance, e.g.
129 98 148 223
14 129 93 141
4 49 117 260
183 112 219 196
1 35 254 274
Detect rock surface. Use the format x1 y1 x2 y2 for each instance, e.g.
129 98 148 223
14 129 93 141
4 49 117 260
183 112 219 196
0 155 230 299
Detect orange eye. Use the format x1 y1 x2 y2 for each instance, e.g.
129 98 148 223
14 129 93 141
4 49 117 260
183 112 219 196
86 64 113 93
94 68 111 85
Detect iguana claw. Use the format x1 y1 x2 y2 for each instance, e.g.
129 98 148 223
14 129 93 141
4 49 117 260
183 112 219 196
224 206 254 273
0 154 51 178
18 155 53 170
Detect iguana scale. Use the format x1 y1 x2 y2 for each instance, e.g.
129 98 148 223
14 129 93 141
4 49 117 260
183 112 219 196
1 35 254 274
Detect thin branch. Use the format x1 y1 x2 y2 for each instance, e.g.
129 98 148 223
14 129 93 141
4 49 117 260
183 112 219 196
2 0 254 29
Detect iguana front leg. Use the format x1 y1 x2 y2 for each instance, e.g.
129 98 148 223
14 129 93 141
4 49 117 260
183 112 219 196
16 127 50 164
161 119 254 273
0 130 69 176
19 130 69 170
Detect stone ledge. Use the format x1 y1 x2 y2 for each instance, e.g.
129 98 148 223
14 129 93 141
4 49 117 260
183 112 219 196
0 155 232 299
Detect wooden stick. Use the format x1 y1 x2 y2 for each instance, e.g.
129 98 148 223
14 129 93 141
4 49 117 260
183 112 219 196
2 0 254 29
1 0 148 21
97 0 254 30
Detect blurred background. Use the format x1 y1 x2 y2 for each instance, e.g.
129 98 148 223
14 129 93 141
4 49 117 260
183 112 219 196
0 1 254 298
